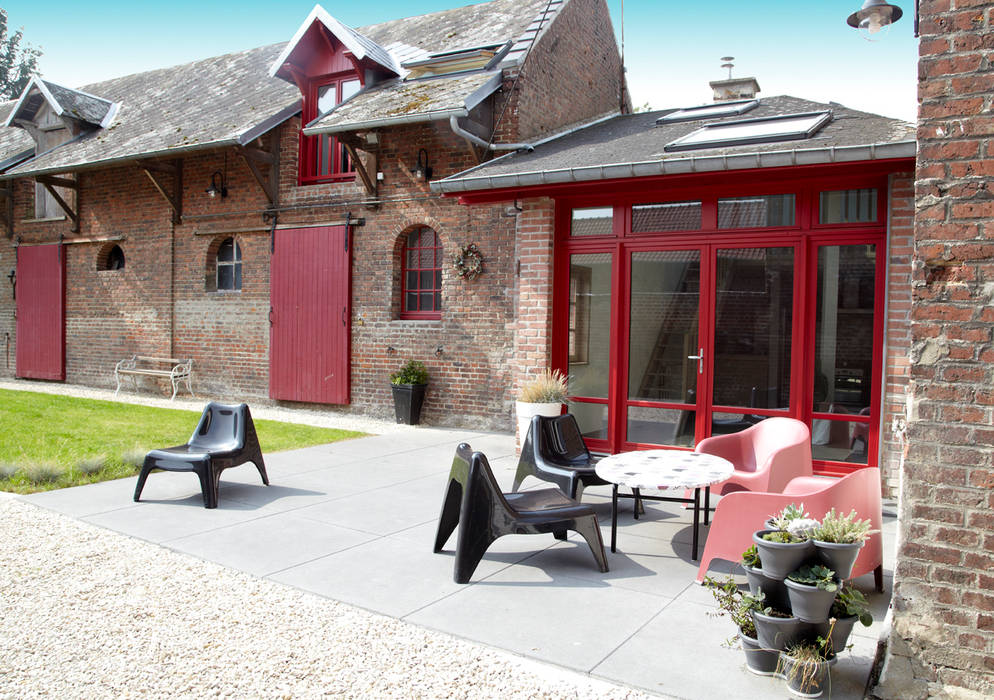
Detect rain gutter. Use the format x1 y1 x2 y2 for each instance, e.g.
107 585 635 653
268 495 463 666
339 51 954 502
302 107 469 136
431 140 917 194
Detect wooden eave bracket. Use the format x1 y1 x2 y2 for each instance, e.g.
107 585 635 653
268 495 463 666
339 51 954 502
339 134 377 198
138 159 183 225
0 182 13 238
36 173 80 232
238 139 280 208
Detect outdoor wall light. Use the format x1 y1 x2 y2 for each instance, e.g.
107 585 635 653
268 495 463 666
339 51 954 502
206 171 228 198
412 148 432 182
847 0 904 39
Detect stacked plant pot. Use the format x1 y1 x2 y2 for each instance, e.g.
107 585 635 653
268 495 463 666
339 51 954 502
746 529 864 699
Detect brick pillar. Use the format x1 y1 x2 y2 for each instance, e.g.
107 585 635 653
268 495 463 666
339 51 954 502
871 2 994 697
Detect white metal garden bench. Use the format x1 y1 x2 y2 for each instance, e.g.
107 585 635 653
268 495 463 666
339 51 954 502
114 355 194 401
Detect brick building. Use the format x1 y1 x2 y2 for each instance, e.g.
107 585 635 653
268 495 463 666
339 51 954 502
0 0 626 429
870 0 994 696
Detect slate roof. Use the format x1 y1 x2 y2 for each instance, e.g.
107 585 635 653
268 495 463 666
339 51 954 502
433 96 917 194
5 78 118 128
1 43 299 179
0 101 36 164
303 71 501 135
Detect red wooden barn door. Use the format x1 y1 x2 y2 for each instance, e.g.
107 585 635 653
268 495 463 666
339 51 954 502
269 225 351 404
16 243 65 380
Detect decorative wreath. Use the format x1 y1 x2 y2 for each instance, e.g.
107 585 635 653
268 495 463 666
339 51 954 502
452 243 484 281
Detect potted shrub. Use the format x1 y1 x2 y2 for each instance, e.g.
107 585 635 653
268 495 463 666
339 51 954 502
778 632 837 699
809 507 876 580
703 576 779 676
741 544 789 612
752 504 818 580
784 564 839 623
390 359 429 425
515 369 568 444
815 582 873 653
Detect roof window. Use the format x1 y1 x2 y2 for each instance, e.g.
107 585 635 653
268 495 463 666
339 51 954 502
663 111 832 152
655 99 758 124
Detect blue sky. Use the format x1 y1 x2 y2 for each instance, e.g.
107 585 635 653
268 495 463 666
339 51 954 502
3 0 918 121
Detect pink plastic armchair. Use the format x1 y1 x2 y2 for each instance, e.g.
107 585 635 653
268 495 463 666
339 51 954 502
695 417 813 495
695 467 884 591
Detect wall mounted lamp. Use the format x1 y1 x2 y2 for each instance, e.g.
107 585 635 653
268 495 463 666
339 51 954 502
847 0 906 39
206 171 228 199
412 148 432 182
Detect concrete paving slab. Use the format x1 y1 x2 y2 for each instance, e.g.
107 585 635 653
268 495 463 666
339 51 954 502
406 564 672 672
21 476 137 517
82 497 263 544
165 511 378 576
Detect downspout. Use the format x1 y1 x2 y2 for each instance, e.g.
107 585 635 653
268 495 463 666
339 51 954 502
448 115 534 153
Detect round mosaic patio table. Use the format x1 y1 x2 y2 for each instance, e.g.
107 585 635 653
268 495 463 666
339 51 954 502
595 450 733 560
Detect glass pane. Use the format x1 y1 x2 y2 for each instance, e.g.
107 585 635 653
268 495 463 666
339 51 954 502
814 245 876 419
569 253 612 398
628 249 700 402
712 247 794 409
572 403 608 441
820 189 877 224
217 264 232 290
434 292 441 310
571 207 612 237
812 417 870 465
711 412 766 436
420 292 434 310
718 194 795 228
631 202 702 233
406 292 417 310
406 246 418 267
232 241 241 262
406 271 417 290
420 271 433 289
420 228 436 248
420 244 433 268
434 270 442 289
317 84 337 113
341 79 360 102
408 229 421 248
233 263 242 290
218 239 233 262
626 406 695 447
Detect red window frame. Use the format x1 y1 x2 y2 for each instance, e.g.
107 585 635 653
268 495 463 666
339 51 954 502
299 74 359 185
401 227 442 320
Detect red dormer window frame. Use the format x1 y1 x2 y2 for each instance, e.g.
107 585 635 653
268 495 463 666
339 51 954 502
299 71 360 185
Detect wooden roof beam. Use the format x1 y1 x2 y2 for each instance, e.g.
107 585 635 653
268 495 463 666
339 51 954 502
238 135 280 208
339 136 376 198
36 173 79 232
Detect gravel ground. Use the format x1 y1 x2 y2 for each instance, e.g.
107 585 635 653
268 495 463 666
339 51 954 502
0 496 651 699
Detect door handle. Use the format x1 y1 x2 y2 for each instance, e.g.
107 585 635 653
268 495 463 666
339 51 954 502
687 348 704 374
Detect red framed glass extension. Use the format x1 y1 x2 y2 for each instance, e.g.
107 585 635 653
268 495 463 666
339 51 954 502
299 74 361 185
552 168 889 476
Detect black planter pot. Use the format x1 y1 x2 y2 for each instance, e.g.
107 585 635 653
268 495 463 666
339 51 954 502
813 540 864 580
784 578 838 623
813 615 858 656
391 383 427 425
741 632 780 676
752 529 814 580
742 563 790 612
752 610 804 652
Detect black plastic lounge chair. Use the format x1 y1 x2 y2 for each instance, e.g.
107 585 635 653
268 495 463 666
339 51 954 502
434 442 608 583
133 402 268 509
511 414 609 501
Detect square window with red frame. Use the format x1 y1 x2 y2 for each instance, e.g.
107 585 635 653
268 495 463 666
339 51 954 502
300 75 360 184
402 227 442 319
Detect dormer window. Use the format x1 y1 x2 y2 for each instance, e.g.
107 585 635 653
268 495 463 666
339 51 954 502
300 74 361 184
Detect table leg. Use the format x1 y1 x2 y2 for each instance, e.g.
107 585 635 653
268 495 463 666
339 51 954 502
633 487 641 520
704 486 711 526
611 484 618 553
692 487 700 561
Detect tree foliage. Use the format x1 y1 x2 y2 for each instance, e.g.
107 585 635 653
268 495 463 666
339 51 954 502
0 9 41 101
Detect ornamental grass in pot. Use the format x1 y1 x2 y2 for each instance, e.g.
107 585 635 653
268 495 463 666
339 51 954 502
753 504 818 580
703 576 779 676
784 564 839 623
515 369 568 444
778 629 837 699
809 508 877 580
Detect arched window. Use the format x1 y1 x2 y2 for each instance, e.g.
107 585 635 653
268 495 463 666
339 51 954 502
216 238 242 291
401 227 442 320
97 243 125 271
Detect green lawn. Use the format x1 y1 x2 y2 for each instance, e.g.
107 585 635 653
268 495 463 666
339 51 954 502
0 389 366 494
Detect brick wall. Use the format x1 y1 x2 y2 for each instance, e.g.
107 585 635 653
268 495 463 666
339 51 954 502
872 1 994 696
511 197 556 396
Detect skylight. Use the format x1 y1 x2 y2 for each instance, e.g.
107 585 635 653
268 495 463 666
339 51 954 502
655 99 758 124
663 111 832 152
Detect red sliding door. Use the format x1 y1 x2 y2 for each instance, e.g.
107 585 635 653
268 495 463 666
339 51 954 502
16 243 65 380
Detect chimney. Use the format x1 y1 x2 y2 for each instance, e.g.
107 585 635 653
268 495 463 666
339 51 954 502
709 56 760 102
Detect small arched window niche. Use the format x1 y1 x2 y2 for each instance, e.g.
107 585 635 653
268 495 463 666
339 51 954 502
97 243 125 271
206 236 243 292
400 226 442 320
